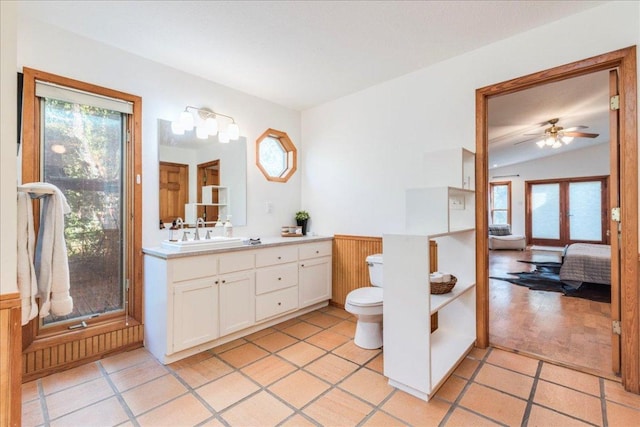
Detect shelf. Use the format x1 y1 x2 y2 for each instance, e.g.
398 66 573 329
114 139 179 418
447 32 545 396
430 281 475 314
430 326 475 390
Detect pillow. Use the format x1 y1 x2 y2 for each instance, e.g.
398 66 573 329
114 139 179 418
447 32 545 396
489 224 511 236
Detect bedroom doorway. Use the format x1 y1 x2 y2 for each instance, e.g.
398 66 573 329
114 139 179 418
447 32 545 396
476 46 638 392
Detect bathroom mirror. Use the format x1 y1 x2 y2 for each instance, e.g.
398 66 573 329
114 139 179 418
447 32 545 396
158 119 247 226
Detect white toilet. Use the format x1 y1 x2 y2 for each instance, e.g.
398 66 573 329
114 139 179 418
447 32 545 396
345 254 384 349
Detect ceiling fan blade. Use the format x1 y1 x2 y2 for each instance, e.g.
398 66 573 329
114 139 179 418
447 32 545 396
563 125 588 132
564 131 599 138
513 137 541 145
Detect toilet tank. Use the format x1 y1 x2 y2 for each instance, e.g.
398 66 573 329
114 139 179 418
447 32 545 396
366 254 383 287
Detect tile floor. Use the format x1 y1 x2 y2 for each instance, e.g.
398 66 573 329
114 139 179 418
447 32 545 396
22 305 640 426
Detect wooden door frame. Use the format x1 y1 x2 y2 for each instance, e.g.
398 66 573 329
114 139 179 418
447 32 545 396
475 46 638 392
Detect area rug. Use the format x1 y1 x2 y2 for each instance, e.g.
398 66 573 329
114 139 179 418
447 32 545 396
490 268 611 303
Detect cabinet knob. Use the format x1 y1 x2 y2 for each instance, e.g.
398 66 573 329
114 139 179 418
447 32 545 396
278 302 281 306
301 264 305 267
277 256 282 259
278 277 282 280
222 280 226 284
316 250 319 254
215 280 219 284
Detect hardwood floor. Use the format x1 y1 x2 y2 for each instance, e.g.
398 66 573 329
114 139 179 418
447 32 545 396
489 248 614 379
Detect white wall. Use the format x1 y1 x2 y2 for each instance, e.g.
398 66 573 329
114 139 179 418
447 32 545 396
489 143 610 236
15 13 302 247
301 1 640 238
0 2 18 295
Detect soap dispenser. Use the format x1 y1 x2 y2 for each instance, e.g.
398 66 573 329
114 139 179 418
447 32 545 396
224 215 233 238
214 216 224 237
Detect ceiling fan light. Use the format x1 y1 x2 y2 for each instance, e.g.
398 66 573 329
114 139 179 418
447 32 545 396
545 136 555 146
180 110 195 131
536 139 546 148
562 135 574 144
551 141 562 149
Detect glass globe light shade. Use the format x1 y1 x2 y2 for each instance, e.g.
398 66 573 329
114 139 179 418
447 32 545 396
536 139 546 148
227 122 240 140
171 121 184 135
561 135 574 144
180 110 194 131
218 131 230 143
196 126 208 139
552 141 562 149
545 136 555 146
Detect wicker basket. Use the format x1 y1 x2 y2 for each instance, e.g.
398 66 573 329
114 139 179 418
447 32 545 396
430 275 457 294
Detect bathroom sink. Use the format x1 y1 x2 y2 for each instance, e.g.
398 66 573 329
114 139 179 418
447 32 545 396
161 236 244 252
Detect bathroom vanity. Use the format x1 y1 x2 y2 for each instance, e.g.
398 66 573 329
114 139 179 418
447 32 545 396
143 236 332 364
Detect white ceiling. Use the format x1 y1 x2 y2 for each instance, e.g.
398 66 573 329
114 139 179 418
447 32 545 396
19 0 610 167
19 0 604 111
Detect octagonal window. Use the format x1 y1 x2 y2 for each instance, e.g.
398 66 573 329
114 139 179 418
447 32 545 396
256 128 297 182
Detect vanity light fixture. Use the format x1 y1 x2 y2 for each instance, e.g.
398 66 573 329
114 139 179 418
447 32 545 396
171 106 240 142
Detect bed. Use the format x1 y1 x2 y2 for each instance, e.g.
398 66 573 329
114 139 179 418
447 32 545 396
559 243 611 288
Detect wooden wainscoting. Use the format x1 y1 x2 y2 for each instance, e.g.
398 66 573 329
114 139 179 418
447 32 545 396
332 235 383 307
1 293 22 427
22 322 143 383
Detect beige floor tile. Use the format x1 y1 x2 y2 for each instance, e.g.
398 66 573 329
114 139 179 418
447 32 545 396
244 327 276 341
21 398 43 427
468 346 489 360
279 413 317 427
459 383 527 426
333 341 380 365
361 410 408 426
45 376 114 420
109 358 167 392
100 347 152 373
305 329 350 351
41 362 102 395
534 380 602 425
167 351 213 370
50 396 128 427
328 319 356 338
540 362 601 396
322 306 354 319
136 393 212 427
272 318 301 330
365 353 384 374
173 355 234 388
606 400 640 426
216 342 269 368
210 338 247 354
444 407 502 426
474 363 534 399
304 353 359 384
196 371 259 411
486 348 539 377
604 379 640 408
221 390 294 426
304 312 343 328
121 374 187 416
382 390 450 426
527 404 593 427
453 357 480 379
269 370 330 408
252 330 298 352
435 375 468 403
282 321 323 339
199 418 226 427
303 388 373 426
277 341 326 367
339 368 394 405
240 354 297 386
21 380 39 403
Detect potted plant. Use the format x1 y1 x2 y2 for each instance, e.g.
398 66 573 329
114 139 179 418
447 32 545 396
295 210 310 235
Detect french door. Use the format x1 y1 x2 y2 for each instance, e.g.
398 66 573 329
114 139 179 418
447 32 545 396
526 176 609 247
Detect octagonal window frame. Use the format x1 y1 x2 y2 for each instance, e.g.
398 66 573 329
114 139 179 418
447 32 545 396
256 128 297 182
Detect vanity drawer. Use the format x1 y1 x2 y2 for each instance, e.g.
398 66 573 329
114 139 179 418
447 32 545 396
255 245 298 267
299 241 332 260
172 255 218 282
255 286 298 321
256 263 298 295
219 251 255 274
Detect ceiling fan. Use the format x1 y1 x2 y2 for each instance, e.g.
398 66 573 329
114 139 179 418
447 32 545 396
515 118 599 148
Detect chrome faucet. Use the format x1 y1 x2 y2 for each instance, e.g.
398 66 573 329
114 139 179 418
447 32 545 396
195 217 205 241
175 217 184 229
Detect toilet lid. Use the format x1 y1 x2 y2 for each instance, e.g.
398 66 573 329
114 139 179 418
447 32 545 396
348 287 383 306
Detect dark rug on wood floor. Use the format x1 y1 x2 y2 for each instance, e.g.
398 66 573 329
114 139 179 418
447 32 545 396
490 269 611 303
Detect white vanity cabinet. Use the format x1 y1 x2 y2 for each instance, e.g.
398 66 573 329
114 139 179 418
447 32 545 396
144 236 333 364
298 241 332 307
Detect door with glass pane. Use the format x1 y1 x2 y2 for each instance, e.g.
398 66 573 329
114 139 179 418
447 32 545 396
526 177 608 246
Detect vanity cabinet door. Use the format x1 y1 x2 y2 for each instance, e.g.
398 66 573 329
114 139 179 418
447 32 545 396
299 256 332 307
172 278 219 353
219 271 256 336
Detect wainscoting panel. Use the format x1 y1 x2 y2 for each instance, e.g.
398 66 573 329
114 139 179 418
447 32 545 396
22 323 143 382
332 235 382 307
0 293 22 427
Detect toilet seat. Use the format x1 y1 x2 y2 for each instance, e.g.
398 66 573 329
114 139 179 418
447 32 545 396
347 287 383 306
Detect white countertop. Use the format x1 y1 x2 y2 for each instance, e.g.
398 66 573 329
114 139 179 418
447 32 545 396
143 235 333 259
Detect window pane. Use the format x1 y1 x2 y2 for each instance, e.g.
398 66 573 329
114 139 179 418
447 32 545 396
493 211 507 224
258 137 286 177
42 98 125 325
569 181 602 241
492 185 508 210
531 183 559 239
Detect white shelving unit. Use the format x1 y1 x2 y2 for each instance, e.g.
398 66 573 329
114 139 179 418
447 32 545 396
185 185 229 224
383 146 476 401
